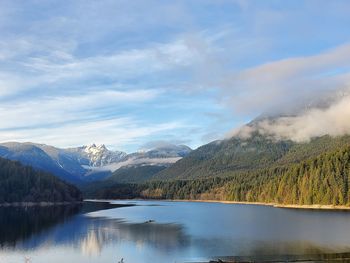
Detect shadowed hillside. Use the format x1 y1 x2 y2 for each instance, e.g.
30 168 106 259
0 157 82 203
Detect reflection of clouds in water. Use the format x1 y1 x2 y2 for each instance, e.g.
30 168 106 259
77 219 188 256
81 230 102 256
0 206 188 258
136 240 144 251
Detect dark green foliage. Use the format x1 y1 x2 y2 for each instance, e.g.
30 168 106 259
82 165 166 196
0 157 82 203
155 135 350 181
276 135 350 165
89 183 142 199
218 145 350 205
154 133 294 180
109 165 167 184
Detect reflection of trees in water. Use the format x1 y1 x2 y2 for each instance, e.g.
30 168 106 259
0 205 81 247
0 202 189 257
79 219 189 256
0 202 132 249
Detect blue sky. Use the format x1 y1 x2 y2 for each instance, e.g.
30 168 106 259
0 0 350 152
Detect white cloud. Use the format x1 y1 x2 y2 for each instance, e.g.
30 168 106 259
0 27 219 151
224 43 350 142
0 86 183 152
1 0 350 150
0 117 184 151
0 89 159 129
85 156 182 173
233 92 350 142
0 37 202 99
0 31 206 150
220 43 350 115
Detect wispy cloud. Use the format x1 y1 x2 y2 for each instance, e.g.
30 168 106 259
0 116 185 151
0 86 176 151
0 39 200 99
1 1 350 150
0 89 159 129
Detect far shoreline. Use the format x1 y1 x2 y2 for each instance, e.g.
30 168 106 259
0 201 83 207
97 198 350 211
170 199 350 210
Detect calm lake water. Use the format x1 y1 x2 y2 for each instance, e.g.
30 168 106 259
1 200 350 263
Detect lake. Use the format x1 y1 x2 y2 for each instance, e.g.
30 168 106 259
1 200 350 263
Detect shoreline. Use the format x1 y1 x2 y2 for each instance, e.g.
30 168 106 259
0 201 83 207
108 198 350 211
170 199 350 210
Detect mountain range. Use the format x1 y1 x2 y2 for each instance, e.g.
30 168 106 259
0 142 192 184
89 133 350 207
3 114 350 208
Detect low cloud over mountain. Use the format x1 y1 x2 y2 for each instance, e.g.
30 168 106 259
232 90 350 142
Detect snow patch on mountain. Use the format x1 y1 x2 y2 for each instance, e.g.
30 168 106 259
0 142 192 182
84 143 191 173
82 144 127 167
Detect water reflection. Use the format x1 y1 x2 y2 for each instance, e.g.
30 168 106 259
0 202 189 259
0 202 132 249
0 205 80 247
1 201 350 263
78 219 188 256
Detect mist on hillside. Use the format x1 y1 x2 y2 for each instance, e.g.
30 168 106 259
232 91 350 142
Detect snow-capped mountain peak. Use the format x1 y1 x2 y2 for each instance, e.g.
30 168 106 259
84 144 106 154
83 144 126 167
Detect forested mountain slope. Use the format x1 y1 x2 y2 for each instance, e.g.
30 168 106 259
0 143 80 184
0 157 82 203
155 135 350 180
109 165 167 184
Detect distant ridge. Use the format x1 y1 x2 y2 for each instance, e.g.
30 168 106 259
154 132 350 181
0 142 192 184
